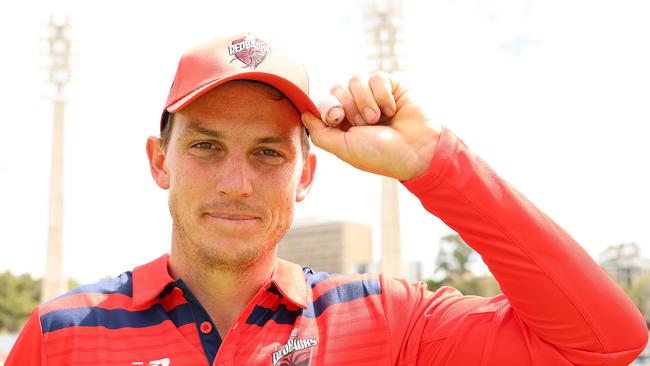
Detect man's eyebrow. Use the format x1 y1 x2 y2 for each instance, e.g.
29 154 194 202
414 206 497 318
180 123 294 145
255 136 293 145
180 125 225 139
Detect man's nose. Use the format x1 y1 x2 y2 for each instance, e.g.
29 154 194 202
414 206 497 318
216 156 254 198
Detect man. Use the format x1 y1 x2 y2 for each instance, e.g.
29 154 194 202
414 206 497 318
7 33 648 365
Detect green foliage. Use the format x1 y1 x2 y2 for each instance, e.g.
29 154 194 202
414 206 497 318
0 272 82 332
435 233 477 281
425 233 501 297
68 278 81 290
0 271 41 333
620 274 650 319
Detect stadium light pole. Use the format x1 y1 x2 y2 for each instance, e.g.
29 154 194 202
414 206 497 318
41 14 72 302
363 0 406 279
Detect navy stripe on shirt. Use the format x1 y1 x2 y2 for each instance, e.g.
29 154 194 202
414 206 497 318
246 303 300 327
306 278 381 318
303 268 340 288
40 302 194 333
56 272 134 299
245 279 381 327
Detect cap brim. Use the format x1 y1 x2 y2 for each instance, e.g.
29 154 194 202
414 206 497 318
161 71 320 130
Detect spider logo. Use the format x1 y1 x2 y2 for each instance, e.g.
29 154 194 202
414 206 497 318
276 348 312 366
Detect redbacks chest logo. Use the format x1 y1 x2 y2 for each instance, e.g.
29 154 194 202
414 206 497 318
272 329 318 366
228 35 270 70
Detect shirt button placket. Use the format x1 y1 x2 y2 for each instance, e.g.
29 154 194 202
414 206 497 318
220 319 243 365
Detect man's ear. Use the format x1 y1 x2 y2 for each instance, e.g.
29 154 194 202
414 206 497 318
146 136 170 190
295 153 317 202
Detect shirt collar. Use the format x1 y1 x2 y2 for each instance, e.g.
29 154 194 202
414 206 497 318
132 254 308 309
271 258 308 309
132 254 175 307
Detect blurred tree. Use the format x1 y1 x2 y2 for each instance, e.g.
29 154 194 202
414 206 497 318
0 272 82 333
425 233 500 297
68 278 80 290
435 233 476 282
598 242 650 320
620 274 650 319
0 271 41 332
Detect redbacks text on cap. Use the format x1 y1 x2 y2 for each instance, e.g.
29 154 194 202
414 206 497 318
160 33 320 131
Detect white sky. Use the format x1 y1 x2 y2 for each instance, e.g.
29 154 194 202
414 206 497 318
0 0 648 284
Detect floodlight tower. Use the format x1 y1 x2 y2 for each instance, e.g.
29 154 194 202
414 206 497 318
41 15 72 302
363 0 406 279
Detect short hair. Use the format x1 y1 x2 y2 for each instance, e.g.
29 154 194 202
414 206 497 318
160 81 310 159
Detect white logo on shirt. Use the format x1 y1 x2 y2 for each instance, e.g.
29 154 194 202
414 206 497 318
272 330 318 366
131 358 170 366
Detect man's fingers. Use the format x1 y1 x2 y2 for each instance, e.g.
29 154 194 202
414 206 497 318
321 72 400 129
330 83 366 126
369 72 396 117
348 75 382 125
314 95 345 127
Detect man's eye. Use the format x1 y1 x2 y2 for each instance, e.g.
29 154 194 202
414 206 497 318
258 148 281 157
192 142 216 150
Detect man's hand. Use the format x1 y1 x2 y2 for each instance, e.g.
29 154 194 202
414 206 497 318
301 72 442 181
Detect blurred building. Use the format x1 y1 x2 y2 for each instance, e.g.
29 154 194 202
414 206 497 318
278 221 372 274
599 242 650 287
404 260 424 283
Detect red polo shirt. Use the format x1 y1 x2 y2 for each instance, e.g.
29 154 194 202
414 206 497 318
7 127 648 365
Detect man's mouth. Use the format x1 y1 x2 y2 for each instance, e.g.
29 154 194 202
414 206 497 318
204 212 260 221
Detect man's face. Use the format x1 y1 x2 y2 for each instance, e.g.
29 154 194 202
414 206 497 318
147 81 316 270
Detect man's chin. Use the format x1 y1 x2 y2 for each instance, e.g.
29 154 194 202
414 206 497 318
193 239 270 270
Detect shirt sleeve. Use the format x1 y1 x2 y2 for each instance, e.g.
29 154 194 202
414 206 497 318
383 127 648 365
5 308 48 366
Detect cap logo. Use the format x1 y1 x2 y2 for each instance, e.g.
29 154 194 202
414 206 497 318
228 35 270 70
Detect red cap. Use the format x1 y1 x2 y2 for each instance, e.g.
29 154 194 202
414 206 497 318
161 33 319 130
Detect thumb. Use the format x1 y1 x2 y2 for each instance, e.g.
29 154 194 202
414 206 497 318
301 111 328 138
300 112 348 157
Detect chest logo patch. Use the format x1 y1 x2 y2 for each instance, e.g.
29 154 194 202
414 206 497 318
131 358 170 366
272 329 318 366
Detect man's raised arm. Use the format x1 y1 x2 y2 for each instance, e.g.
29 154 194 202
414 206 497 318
301 72 648 365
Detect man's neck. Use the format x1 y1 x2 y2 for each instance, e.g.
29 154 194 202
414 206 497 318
168 246 275 339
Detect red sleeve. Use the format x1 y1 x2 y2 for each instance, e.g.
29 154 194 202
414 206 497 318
384 127 648 365
5 308 48 366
